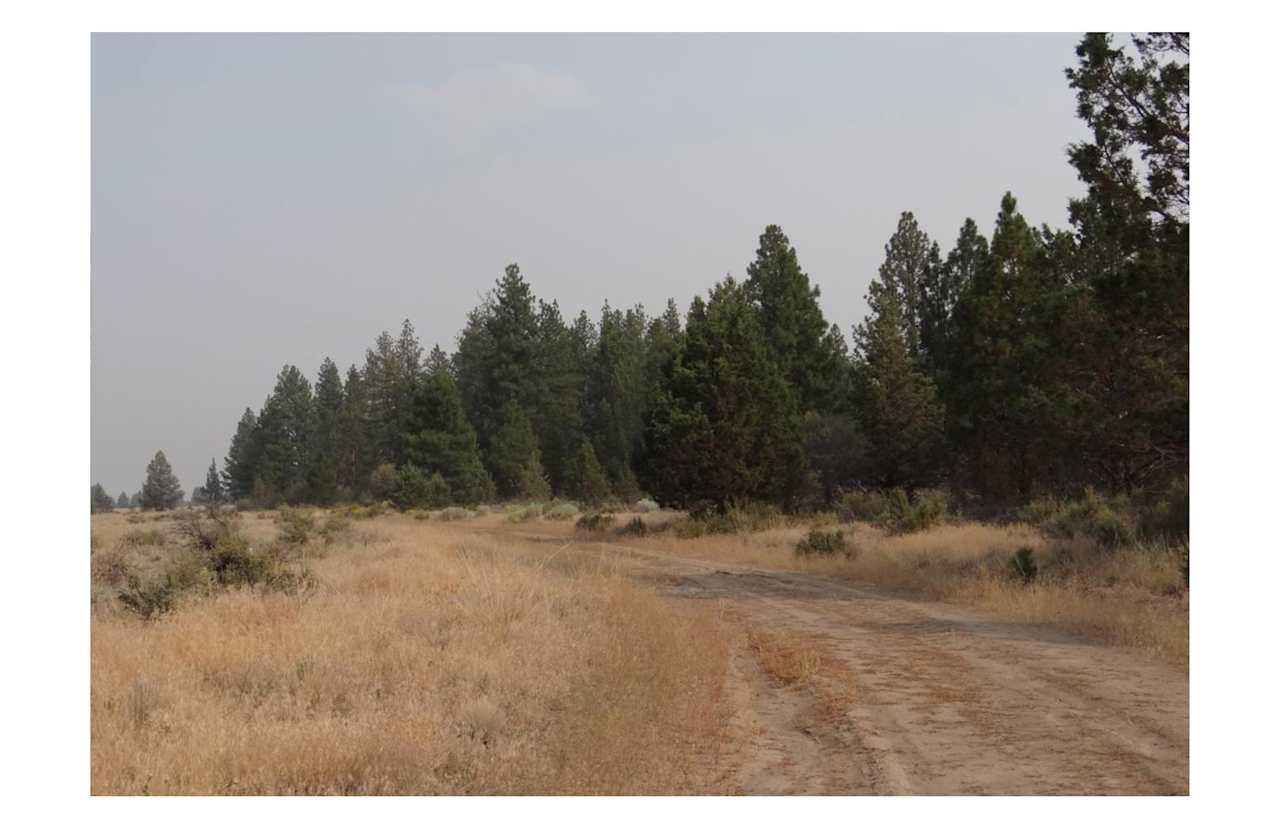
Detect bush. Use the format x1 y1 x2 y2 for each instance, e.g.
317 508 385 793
507 504 542 523
91 548 132 586
369 463 399 501
674 503 787 538
318 512 352 543
1136 476 1189 543
117 554 208 620
835 488 891 523
121 528 167 547
173 508 241 551
576 512 616 533
436 506 473 521
276 507 316 546
617 517 648 537
882 488 948 534
1009 546 1038 584
794 527 849 557
1040 488 1136 549
393 464 451 510
633 498 660 514
542 502 579 521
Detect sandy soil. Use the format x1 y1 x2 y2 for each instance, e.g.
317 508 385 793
504 528 1189 795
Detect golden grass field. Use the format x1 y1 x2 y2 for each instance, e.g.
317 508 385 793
90 505 1189 794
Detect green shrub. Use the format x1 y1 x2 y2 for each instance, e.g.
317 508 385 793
795 527 849 557
1041 488 1136 549
1009 546 1038 584
437 506 472 521
617 517 648 537
674 503 787 537
882 488 948 534
835 488 891 523
117 554 208 620
1137 476 1189 543
507 504 542 523
576 512 616 533
411 509 432 520
318 512 352 543
543 502 579 521
276 507 316 546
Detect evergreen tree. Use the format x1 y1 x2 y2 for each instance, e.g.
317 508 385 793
116 491 129 509
254 365 316 502
91 483 115 513
335 365 371 495
584 302 648 492
488 400 540 498
363 321 423 467
642 277 806 511
873 212 941 363
402 366 496 504
306 357 344 504
570 439 612 506
529 300 587 492
744 225 847 412
129 490 142 508
203 458 224 505
851 278 944 489
141 450 184 510
518 448 553 500
222 407 260 502
920 218 989 379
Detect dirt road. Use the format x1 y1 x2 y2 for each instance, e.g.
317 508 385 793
512 529 1190 795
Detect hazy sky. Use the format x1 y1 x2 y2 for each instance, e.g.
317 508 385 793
92 33 1088 496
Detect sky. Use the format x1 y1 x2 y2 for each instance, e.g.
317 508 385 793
91 33 1089 497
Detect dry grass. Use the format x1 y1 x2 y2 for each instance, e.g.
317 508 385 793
526 514 1189 665
91 512 728 794
744 628 822 687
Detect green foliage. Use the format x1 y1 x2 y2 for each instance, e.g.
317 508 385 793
91 483 115 514
368 463 398 502
576 512 616 533
795 527 849 557
835 488 892 523
141 450 184 511
254 365 317 501
436 506 472 521
391 463 450 510
506 504 543 523
642 277 807 511
882 488 948 534
276 507 316 546
222 408 260 502
570 440 612 506
542 502 579 521
1136 476 1189 543
673 503 786 538
517 448 552 501
1009 546 1038 584
1035 489 1136 550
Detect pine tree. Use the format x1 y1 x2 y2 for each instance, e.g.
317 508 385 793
851 280 944 489
203 458 224 505
254 365 316 502
335 365 371 495
305 357 344 504
570 439 612 506
91 483 115 513
402 367 496 504
518 448 552 500
116 491 129 509
584 302 648 492
141 450 184 510
488 400 540 498
744 225 847 412
222 407 260 502
872 212 941 364
642 277 806 511
529 300 587 493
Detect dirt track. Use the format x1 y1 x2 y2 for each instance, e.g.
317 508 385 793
512 529 1190 795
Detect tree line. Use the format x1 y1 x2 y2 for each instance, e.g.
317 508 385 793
177 34 1185 516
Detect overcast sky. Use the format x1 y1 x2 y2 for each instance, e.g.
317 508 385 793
91 33 1088 496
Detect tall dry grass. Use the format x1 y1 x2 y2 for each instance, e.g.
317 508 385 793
91 514 727 794
527 514 1189 665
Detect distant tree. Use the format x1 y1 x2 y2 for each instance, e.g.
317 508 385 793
570 440 612 506
851 278 945 489
403 367 495 504
487 400 540 498
190 485 208 505
529 299 587 492
642 277 807 511
518 448 552 501
744 225 848 412
584 302 648 492
305 357 344 504
90 483 114 513
335 365 371 496
873 212 941 364
222 408 260 502
116 491 130 510
140 450 184 511
202 458 224 505
254 365 316 502
392 463 449 510
129 490 142 508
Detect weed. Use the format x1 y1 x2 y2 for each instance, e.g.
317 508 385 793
576 512 616 533
794 527 849 557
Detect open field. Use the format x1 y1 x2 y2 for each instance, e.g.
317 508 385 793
91 507 1189 795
